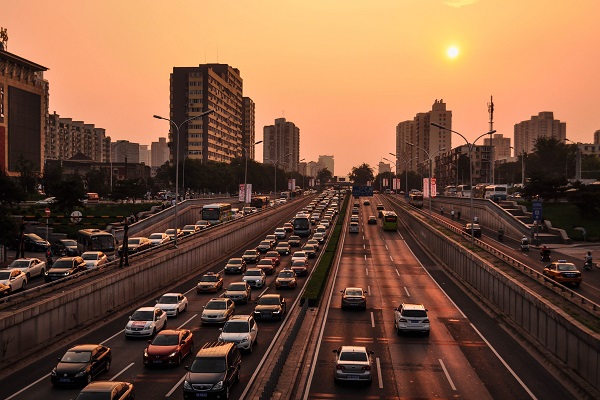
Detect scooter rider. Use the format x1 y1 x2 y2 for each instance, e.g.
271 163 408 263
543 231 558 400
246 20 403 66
584 251 593 270
498 227 504 242
540 245 551 261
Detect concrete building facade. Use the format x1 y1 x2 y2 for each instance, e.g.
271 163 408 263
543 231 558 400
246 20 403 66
514 111 566 155
483 133 511 159
318 155 334 176
263 117 300 172
46 112 106 162
111 140 140 164
242 97 256 159
151 137 169 168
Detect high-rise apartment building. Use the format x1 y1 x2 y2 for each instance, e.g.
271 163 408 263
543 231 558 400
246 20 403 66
594 130 600 145
111 140 140 163
139 145 150 165
151 137 170 167
396 99 451 174
378 161 391 175
0 47 48 175
170 64 248 165
483 133 511 159
305 161 323 177
242 97 256 159
318 155 334 176
46 112 106 162
514 111 566 155
263 118 300 172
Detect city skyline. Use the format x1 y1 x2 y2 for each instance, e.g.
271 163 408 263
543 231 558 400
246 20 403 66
3 0 599 176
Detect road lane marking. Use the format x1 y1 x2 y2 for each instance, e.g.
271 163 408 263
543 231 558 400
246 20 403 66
439 359 456 390
364 254 367 261
390 255 394 262
368 285 371 294
395 268 400 276
178 313 197 329
5 374 50 400
101 329 125 344
371 312 375 328
166 374 187 397
366 267 369 276
110 362 134 381
259 287 269 297
385 245 389 250
364 244 366 249
404 287 410 297
376 357 383 389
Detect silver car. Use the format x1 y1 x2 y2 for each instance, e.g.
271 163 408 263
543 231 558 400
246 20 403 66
333 346 374 384
218 315 258 353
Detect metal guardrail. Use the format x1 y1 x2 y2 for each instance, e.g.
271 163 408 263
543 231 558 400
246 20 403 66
387 196 600 318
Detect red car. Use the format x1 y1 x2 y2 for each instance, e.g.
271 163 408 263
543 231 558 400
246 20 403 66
264 251 281 266
257 258 276 275
143 329 194 367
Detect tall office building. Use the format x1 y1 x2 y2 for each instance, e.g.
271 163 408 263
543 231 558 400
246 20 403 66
170 64 246 165
111 140 140 163
483 133 511 159
318 155 334 176
0 46 48 175
139 144 150 165
46 112 106 162
242 97 256 159
514 111 566 155
378 161 391 175
263 118 300 172
396 99 451 174
151 137 170 167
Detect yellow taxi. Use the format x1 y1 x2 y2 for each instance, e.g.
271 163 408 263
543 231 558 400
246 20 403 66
543 260 582 287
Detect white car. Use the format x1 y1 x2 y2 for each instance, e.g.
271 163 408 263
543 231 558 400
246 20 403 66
274 227 287 239
81 251 108 269
242 268 267 288
291 251 308 264
8 258 46 279
315 225 328 238
218 314 258 353
312 232 326 243
155 293 188 317
394 303 430 336
0 269 27 293
125 307 167 337
148 232 171 246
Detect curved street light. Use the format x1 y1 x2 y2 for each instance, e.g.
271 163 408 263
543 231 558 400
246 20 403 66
430 122 495 248
272 153 292 201
404 142 445 218
242 140 263 216
390 152 420 198
153 109 214 248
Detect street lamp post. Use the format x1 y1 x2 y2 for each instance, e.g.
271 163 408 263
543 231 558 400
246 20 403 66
431 122 495 249
390 152 418 198
243 140 263 216
299 158 306 192
565 138 581 181
272 153 292 201
404 142 445 218
383 157 396 193
153 109 214 248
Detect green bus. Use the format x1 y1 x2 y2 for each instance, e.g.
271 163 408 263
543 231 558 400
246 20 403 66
381 211 398 231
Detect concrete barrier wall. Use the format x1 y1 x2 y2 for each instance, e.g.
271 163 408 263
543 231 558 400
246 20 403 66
0 202 298 366
401 209 600 393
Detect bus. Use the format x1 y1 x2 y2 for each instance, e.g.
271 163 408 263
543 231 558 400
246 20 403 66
77 229 116 259
381 211 399 231
443 186 457 197
408 193 424 208
292 214 312 237
484 185 508 201
472 184 488 199
455 184 471 198
201 203 234 225
250 196 270 209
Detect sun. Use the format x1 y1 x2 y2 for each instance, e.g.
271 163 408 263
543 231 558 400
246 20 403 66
447 46 459 59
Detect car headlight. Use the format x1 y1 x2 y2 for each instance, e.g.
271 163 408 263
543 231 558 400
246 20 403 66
168 351 178 358
218 335 224 342
212 381 224 390
63 272 70 276
143 349 148 357
240 336 250 343
75 370 88 377
273 310 281 314
183 380 193 390
51 368 57 376
44 271 49 275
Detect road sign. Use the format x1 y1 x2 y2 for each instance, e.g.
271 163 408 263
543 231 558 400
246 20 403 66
45 207 50 216
352 185 373 197
532 200 543 221
70 211 83 223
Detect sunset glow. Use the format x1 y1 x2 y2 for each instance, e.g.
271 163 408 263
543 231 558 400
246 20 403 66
447 46 459 59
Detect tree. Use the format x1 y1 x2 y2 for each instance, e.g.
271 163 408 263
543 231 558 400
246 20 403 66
42 163 64 196
349 163 374 185
85 168 109 196
566 182 600 218
316 168 333 185
0 170 24 246
52 173 86 212
15 156 39 195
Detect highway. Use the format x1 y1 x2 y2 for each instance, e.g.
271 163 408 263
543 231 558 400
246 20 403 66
304 195 575 399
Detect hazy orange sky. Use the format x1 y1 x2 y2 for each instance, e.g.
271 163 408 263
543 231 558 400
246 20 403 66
3 0 600 176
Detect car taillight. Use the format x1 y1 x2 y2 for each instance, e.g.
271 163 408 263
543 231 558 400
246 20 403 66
362 366 371 370
336 365 345 370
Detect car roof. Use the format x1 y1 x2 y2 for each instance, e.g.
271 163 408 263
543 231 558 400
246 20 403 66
401 303 426 310
339 345 368 353
68 344 101 352
227 314 252 322
261 293 281 299
155 329 185 335
80 381 127 392
246 268 262 272
136 306 157 312
160 292 183 297
344 287 363 291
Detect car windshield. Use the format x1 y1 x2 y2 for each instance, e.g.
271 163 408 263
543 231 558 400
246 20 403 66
50 260 73 269
0 271 12 279
131 310 154 321
60 350 91 363
190 357 226 373
244 250 256 256
223 321 249 333
165 229 176 234
82 254 99 260
245 270 261 276
227 284 247 291
205 301 226 310
258 297 280 305
402 309 427 318
151 334 179 346
558 264 577 271
228 259 242 264
258 260 272 265
277 243 289 248
339 351 368 362
158 295 178 304
279 271 294 278
28 234 45 241
75 393 115 400
9 260 30 269
200 275 218 282
259 241 270 246
293 253 306 258
61 240 77 246
149 233 164 239
265 252 278 258
345 289 363 296
292 260 305 266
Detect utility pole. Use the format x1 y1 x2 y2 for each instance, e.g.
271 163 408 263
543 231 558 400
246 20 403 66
487 95 494 184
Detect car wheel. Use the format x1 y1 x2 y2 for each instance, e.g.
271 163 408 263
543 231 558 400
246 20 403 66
21 281 26 290
105 360 111 372
86 374 92 385
224 385 230 400
184 303 188 311
152 328 156 336
177 353 182 366
248 341 253 353
174 309 179 318
26 273 31 280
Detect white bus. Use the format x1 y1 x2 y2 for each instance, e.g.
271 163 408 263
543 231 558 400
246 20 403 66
484 185 508 201
455 184 472 198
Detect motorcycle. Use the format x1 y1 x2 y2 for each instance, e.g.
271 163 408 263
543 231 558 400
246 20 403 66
520 240 529 252
584 260 594 271
540 249 551 262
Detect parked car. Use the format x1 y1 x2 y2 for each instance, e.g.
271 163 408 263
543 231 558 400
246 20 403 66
124 307 167 337
332 346 374 384
118 237 152 256
543 260 582 287
182 342 241 400
263 251 281 266
8 257 46 279
256 258 277 275
143 329 194 367
340 287 367 310
218 315 259 353
254 293 286 321
51 344 112 386
242 268 267 288
81 251 108 269
223 281 252 304
394 303 430 336
197 272 224 293
155 292 188 317
0 269 27 293
275 269 297 289
44 256 87 282
148 232 171 246
224 258 247 274
74 381 134 400
242 249 261 264
201 298 235 324
51 239 80 256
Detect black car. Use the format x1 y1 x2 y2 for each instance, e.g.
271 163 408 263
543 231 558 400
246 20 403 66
45 256 87 282
463 223 482 238
253 294 286 321
51 239 80 256
15 233 50 252
288 235 302 247
183 342 241 400
242 249 261 264
74 381 134 400
51 344 112 386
